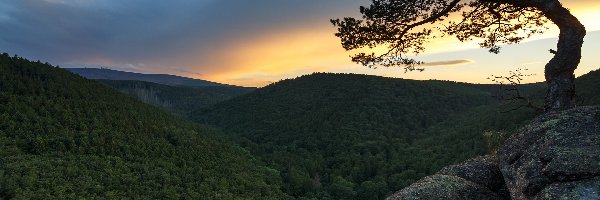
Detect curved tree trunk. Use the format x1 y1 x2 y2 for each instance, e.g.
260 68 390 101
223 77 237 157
538 1 586 112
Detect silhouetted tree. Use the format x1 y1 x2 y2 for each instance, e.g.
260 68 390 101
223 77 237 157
332 0 586 111
488 68 543 112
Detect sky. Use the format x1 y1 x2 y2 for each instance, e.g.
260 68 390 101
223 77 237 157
1 0 599 86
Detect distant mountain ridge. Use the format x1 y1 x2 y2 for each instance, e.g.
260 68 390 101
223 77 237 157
66 67 244 88
98 79 254 117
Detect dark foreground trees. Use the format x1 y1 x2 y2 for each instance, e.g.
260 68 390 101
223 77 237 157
332 0 586 112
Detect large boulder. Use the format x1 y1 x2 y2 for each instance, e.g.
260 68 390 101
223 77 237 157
385 174 503 200
438 155 510 198
386 156 506 200
497 106 600 200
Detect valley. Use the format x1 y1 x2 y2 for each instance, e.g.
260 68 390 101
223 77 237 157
2 53 598 199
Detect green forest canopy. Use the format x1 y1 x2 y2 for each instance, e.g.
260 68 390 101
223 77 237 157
97 79 253 117
2 52 597 199
0 53 288 199
193 71 599 199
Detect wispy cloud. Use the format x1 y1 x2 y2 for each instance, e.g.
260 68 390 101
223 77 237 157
171 68 204 77
422 59 474 67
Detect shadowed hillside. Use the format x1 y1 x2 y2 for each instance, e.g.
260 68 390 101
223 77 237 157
575 69 600 105
97 80 254 116
0 53 287 199
191 71 599 199
66 67 247 88
193 73 500 199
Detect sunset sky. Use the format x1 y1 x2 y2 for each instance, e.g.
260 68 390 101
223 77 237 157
1 0 599 86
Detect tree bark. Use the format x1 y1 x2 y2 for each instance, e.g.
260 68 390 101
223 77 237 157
538 1 586 112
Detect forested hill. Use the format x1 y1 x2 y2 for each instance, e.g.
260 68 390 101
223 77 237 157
66 67 245 88
192 73 501 199
0 53 287 199
575 69 600 105
192 71 599 199
195 73 498 140
97 80 254 116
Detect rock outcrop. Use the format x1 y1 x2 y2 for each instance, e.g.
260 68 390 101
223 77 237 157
386 156 506 200
438 156 510 198
385 174 503 200
386 106 600 200
497 106 600 199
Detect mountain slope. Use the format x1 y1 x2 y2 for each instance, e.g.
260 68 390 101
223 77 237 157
575 69 600 105
191 71 599 200
0 53 287 199
66 67 243 88
192 73 500 199
97 80 254 116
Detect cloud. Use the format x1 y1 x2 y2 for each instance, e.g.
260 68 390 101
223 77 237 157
0 0 372 87
422 59 474 67
0 0 364 66
171 68 204 77
3 0 597 86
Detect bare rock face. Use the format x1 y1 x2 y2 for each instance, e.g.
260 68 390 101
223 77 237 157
385 174 503 200
386 156 506 200
536 177 600 199
497 106 600 200
438 156 510 198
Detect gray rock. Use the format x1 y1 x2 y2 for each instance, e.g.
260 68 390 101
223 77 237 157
438 155 504 192
497 106 600 199
385 174 504 200
535 176 600 200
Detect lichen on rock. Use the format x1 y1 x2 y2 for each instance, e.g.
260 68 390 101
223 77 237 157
497 106 600 199
438 156 504 192
537 176 600 200
385 174 504 200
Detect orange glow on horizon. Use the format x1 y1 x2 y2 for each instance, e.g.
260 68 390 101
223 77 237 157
176 2 600 87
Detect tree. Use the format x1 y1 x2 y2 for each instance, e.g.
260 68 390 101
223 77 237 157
331 0 586 112
488 68 543 112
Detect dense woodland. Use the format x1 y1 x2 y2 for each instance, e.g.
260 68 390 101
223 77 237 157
0 53 288 199
97 80 253 116
1 52 598 199
193 71 599 199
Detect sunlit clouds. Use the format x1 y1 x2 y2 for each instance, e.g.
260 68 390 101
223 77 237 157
178 0 600 86
1 0 599 86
